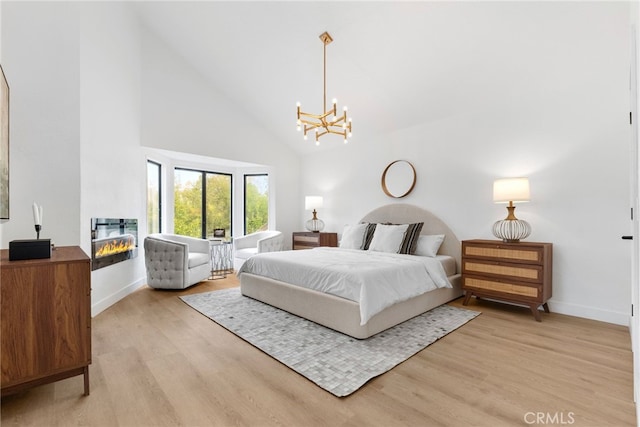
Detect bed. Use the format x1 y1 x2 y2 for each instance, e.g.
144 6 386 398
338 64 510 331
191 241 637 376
238 203 463 339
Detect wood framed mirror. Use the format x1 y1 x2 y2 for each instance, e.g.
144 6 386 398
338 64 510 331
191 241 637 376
381 160 416 198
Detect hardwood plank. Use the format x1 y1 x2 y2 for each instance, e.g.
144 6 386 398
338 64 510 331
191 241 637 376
1 275 636 426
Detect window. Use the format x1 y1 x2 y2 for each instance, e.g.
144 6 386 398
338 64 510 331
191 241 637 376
174 168 232 239
244 174 269 234
147 160 161 234
205 171 232 238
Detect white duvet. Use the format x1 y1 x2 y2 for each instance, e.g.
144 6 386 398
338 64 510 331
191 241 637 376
237 247 452 325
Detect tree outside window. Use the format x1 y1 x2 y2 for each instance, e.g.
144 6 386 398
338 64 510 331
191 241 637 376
147 160 161 234
174 168 231 239
244 174 268 234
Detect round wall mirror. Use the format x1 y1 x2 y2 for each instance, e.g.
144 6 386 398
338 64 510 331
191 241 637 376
381 160 416 198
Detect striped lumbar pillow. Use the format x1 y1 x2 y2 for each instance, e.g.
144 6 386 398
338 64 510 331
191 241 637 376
398 222 424 255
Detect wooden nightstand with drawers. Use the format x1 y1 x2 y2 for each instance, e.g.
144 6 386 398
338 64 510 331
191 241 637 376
292 232 338 250
461 239 552 321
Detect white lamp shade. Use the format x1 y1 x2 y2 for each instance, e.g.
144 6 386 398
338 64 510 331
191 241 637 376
305 196 323 210
493 178 530 203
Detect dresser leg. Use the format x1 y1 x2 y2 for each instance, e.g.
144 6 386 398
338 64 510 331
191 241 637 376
530 305 542 322
83 366 90 396
463 292 473 306
542 302 550 313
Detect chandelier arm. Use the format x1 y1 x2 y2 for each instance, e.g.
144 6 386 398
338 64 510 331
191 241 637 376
303 122 322 130
326 129 347 137
299 110 335 120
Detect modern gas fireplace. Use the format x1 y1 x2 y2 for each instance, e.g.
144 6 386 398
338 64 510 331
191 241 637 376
90 218 138 271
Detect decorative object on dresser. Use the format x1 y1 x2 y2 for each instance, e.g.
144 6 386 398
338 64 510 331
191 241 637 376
381 160 417 198
296 32 352 145
462 239 552 321
1 246 91 397
292 231 338 250
492 177 532 242
304 195 325 232
32 202 43 238
8 238 51 260
9 202 50 261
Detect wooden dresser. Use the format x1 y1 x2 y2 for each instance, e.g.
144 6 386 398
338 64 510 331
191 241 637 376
1 246 91 396
292 232 338 250
461 239 552 321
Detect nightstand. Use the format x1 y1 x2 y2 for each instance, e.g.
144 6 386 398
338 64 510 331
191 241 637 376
292 232 338 250
461 239 552 321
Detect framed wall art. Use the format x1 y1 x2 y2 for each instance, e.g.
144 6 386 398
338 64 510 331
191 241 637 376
0 65 9 220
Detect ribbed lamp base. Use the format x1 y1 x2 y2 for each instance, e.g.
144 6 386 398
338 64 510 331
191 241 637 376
492 219 531 243
305 218 325 233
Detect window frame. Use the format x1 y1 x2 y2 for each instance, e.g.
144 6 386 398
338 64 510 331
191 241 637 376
174 167 233 239
146 160 162 234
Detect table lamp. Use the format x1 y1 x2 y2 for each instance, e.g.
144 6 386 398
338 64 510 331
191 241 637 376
305 196 325 232
492 177 531 243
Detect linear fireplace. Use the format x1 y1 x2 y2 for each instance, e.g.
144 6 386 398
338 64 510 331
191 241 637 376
90 218 138 271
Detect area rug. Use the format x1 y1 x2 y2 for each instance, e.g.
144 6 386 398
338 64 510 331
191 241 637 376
180 288 479 397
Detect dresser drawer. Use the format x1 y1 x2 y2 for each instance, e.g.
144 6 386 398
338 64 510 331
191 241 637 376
463 276 541 300
292 232 338 250
294 236 319 244
462 260 543 283
463 242 544 265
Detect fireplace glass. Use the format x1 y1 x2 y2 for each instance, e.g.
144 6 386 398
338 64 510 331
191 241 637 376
90 218 138 271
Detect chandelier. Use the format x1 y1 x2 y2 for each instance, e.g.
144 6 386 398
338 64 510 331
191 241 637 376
296 32 352 145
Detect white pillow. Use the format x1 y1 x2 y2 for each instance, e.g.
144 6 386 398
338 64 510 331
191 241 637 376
415 234 445 257
339 223 369 249
368 224 409 253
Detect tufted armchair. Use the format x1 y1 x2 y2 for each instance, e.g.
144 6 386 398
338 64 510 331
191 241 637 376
233 230 283 271
144 234 211 289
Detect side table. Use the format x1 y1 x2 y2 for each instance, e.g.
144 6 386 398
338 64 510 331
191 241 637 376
209 240 233 279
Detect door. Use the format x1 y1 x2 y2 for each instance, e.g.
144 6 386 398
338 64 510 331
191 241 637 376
629 25 640 410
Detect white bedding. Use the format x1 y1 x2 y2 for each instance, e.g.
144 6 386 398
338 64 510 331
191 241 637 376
237 247 452 325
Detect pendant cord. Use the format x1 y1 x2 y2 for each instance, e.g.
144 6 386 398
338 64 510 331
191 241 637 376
323 41 327 113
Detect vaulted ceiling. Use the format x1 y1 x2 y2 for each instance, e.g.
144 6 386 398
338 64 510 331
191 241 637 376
133 1 625 156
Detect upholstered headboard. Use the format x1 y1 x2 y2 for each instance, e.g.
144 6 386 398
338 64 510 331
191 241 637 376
359 203 461 273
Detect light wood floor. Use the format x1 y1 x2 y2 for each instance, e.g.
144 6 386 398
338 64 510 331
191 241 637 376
1 275 636 426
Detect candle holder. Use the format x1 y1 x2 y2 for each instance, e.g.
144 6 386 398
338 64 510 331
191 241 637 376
35 224 41 240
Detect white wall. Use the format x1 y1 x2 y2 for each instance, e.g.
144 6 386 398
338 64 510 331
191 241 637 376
78 2 147 315
0 2 147 316
301 2 631 325
139 27 300 247
0 2 81 247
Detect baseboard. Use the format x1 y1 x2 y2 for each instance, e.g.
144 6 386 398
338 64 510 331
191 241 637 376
91 277 146 317
550 300 629 326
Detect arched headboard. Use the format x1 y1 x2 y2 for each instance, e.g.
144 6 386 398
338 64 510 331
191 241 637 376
359 203 461 273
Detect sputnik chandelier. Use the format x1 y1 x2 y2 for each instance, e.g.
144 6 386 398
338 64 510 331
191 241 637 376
296 32 352 145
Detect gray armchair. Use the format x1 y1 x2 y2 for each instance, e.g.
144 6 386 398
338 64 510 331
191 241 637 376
144 233 211 289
